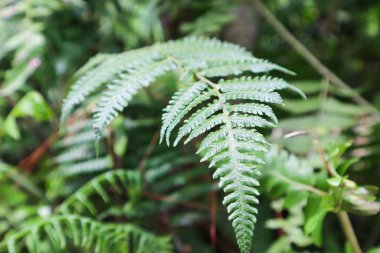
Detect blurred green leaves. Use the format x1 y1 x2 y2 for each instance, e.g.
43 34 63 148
261 143 379 250
3 91 53 140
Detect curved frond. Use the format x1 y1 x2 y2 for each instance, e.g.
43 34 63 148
54 116 113 177
61 50 159 125
61 36 305 253
0 215 172 253
60 170 141 215
92 58 178 137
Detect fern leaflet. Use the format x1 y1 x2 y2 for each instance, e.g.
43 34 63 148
61 37 305 253
0 215 171 253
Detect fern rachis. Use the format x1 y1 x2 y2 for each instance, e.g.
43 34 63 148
61 37 305 253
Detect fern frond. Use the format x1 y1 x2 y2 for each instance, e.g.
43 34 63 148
158 46 303 253
60 156 112 176
61 37 305 253
199 58 294 77
54 116 112 177
0 215 171 253
163 72 301 253
219 76 306 99
60 170 141 215
54 145 92 164
61 50 161 125
160 81 210 145
92 58 178 138
57 130 96 147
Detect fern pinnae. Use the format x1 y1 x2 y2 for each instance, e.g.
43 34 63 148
160 81 209 144
197 73 260 253
177 102 222 139
219 76 285 92
92 180 110 202
166 89 218 145
223 90 284 104
61 50 159 125
52 220 66 248
0 215 171 253
54 145 91 163
168 67 301 252
219 75 305 100
60 170 141 215
230 114 276 129
228 103 278 124
196 127 228 154
93 58 177 138
61 37 306 253
156 37 249 59
236 142 269 153
200 141 229 162
60 156 112 176
58 129 100 148
176 113 225 146
231 128 267 143
208 152 230 167
199 58 294 78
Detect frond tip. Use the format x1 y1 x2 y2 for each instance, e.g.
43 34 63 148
60 36 305 253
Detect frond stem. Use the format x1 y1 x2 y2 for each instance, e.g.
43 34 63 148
266 170 327 197
194 73 237 164
195 71 249 224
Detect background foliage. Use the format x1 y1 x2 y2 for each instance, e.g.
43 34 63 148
0 0 379 252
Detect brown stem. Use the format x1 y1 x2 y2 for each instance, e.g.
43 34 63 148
137 129 160 173
207 175 217 249
17 131 59 172
312 138 334 177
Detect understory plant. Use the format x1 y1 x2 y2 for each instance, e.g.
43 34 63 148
1 1 380 253
59 36 306 253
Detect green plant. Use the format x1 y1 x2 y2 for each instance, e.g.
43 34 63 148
0 215 171 253
2 1 380 253
61 36 304 253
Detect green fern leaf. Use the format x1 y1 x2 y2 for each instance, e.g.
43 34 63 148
60 51 160 125
60 170 141 215
0 215 172 253
92 58 178 137
61 36 305 253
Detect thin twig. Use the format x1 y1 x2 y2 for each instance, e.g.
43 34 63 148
312 138 335 177
17 131 59 172
137 129 160 173
107 129 121 168
267 170 327 196
251 0 380 121
338 211 363 253
205 174 217 249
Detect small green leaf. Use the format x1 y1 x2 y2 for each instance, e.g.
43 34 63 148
337 158 359 176
305 210 326 246
305 195 333 246
3 91 53 139
4 116 20 140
